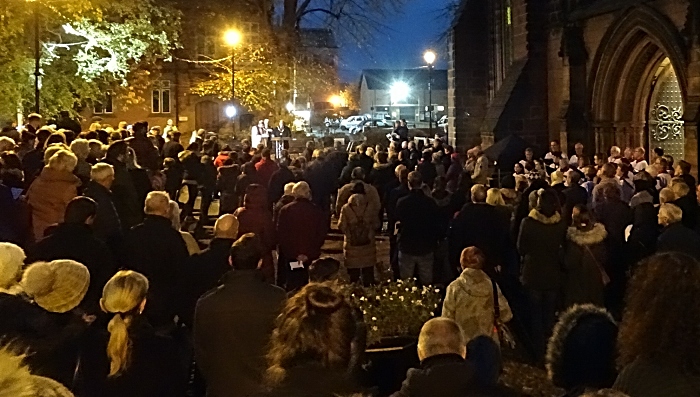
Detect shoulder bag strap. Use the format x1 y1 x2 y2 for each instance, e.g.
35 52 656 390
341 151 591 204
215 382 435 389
490 278 501 323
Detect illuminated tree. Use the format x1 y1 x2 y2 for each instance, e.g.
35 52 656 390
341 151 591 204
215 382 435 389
0 0 180 120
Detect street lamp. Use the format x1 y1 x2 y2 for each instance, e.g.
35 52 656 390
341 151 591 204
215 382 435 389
390 82 410 104
424 50 436 137
329 95 342 108
27 0 40 113
286 102 295 112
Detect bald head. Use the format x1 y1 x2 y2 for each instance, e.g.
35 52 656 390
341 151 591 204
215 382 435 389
417 318 466 361
214 214 240 239
144 191 170 217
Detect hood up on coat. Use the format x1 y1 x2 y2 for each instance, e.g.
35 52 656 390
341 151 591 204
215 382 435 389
528 209 561 225
546 304 618 392
567 223 607 246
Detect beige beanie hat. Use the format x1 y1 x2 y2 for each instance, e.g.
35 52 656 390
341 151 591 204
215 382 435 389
0 243 25 292
21 260 90 313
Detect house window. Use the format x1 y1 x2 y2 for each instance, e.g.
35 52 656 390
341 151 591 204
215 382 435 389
93 92 113 114
152 81 171 114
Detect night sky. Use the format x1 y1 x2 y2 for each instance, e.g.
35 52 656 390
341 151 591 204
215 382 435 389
336 0 453 84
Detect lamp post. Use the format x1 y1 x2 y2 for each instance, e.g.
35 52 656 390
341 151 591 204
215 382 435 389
28 0 40 113
223 29 242 108
424 50 436 137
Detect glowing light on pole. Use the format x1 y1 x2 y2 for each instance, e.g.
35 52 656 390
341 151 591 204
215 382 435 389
390 82 410 104
424 50 436 137
223 29 242 105
329 95 342 108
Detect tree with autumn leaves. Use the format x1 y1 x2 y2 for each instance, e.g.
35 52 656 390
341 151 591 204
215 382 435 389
0 0 179 122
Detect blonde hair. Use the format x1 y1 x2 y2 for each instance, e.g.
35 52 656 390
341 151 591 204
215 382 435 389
144 191 170 216
659 203 683 225
43 143 69 164
0 136 16 153
670 178 690 198
100 270 149 377
167 200 181 230
0 243 26 293
292 181 312 200
283 182 295 196
485 188 506 206
69 139 90 161
46 149 78 173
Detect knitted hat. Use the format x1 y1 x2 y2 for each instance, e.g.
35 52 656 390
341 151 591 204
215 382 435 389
21 261 90 313
0 243 25 291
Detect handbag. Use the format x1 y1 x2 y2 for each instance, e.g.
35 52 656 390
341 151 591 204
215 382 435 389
491 279 516 349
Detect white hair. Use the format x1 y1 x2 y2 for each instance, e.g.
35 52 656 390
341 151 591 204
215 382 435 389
69 139 90 160
90 163 114 182
167 200 181 230
144 191 170 216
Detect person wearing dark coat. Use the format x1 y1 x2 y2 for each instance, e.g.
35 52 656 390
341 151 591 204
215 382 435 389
396 172 440 285
268 164 295 209
217 161 240 215
562 172 589 225
357 146 374 179
386 166 411 278
392 318 476 397
194 234 286 397
449 184 511 277
26 197 117 315
127 148 153 211
593 183 633 315
10 260 91 387
416 150 438 189
276 182 327 291
304 154 337 215
657 203 700 260
178 215 239 328
235 162 257 209
82 164 122 248
234 184 276 282
670 180 698 230
103 141 142 231
21 128 51 188
370 152 397 226
124 191 189 329
517 189 567 363
126 122 161 171
162 132 184 161
546 305 618 397
180 149 204 219
563 208 608 308
76 270 185 397
339 153 363 187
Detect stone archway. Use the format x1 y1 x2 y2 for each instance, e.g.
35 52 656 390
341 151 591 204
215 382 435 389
588 5 689 156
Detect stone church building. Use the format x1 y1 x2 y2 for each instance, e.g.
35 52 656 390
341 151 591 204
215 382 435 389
448 0 700 168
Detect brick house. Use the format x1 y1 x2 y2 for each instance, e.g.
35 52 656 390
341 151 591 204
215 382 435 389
83 1 338 136
448 0 700 169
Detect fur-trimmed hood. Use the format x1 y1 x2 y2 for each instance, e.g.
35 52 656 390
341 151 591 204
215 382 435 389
546 304 618 391
528 209 561 225
567 223 607 246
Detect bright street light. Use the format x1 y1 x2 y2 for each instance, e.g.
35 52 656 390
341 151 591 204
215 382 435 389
225 105 237 118
329 95 342 108
286 102 295 112
223 29 242 47
390 81 410 104
423 50 436 65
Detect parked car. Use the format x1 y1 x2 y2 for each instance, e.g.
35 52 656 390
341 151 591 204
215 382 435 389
340 115 367 130
349 119 394 135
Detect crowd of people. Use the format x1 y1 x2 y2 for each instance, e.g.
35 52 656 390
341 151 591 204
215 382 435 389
0 113 699 397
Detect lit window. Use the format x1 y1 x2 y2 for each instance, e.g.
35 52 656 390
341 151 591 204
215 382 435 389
152 81 171 114
506 6 512 26
94 92 114 114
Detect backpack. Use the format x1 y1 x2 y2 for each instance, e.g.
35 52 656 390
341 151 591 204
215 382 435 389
346 205 372 247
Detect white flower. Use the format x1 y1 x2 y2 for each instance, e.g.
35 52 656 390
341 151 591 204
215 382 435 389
372 326 378 331
399 296 404 301
430 311 434 316
375 296 380 300
435 289 440 293
371 317 377 321
434 304 438 308
412 286 418 292
359 297 365 301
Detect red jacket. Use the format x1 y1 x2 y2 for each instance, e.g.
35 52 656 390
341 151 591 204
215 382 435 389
276 198 327 262
234 185 276 280
254 157 279 188
214 152 230 168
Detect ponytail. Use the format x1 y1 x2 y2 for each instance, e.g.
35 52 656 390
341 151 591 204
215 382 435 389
106 312 133 377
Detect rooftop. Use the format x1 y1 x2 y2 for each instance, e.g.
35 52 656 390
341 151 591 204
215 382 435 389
360 69 448 91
